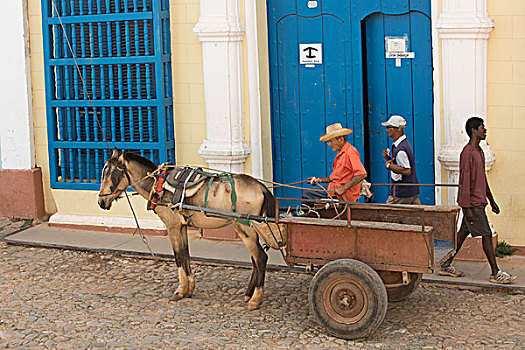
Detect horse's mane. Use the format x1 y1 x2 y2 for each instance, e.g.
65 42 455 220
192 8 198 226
123 151 157 171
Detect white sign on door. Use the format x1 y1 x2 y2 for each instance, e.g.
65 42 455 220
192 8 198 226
385 37 407 53
299 44 322 65
384 35 414 67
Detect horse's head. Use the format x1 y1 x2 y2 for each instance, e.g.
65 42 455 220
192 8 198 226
98 148 130 210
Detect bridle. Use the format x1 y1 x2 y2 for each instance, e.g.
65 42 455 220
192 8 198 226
98 164 131 198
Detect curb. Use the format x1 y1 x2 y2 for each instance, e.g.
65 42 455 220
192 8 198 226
3 237 523 293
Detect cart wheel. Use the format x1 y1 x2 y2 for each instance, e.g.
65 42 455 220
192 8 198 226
309 259 388 340
386 273 422 302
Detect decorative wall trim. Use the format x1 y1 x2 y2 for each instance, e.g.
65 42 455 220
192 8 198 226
0 0 35 170
436 0 495 204
193 18 244 41
49 213 166 230
193 0 250 172
244 0 264 178
437 16 494 39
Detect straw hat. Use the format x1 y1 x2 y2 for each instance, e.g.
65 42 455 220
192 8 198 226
319 123 353 142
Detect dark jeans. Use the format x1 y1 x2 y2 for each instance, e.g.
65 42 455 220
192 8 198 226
301 189 330 207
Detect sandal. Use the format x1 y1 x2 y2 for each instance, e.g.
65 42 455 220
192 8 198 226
438 265 465 277
489 271 516 284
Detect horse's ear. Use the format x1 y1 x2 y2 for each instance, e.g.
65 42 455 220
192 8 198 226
111 147 119 159
118 152 125 164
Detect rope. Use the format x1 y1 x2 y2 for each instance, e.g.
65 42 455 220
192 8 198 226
125 192 157 259
129 162 335 194
50 0 110 151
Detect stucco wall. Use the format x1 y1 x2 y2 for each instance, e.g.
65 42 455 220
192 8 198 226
28 0 55 212
486 0 525 246
0 0 35 171
170 0 207 168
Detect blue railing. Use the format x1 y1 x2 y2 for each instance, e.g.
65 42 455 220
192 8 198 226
41 0 174 190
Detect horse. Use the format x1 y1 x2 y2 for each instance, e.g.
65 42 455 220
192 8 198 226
97 148 276 310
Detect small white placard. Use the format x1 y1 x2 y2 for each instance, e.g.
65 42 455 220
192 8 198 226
386 52 415 59
385 37 407 53
300 43 322 65
308 1 318 8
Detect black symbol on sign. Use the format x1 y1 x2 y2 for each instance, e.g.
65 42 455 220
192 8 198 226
303 47 318 58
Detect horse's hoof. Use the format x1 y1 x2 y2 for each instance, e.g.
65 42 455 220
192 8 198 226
244 295 251 302
170 293 184 301
247 300 259 310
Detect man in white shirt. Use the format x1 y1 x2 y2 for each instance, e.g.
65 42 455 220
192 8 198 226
382 115 421 204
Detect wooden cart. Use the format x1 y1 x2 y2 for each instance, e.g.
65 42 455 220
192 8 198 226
276 201 460 339
182 200 460 339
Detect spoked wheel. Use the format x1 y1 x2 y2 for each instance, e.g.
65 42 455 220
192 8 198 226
386 272 422 302
309 259 388 339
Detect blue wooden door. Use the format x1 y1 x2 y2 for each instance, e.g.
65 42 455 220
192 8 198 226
362 2 434 204
267 1 360 201
267 0 433 204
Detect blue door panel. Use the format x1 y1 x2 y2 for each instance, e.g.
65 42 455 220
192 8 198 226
267 0 434 204
277 16 301 200
410 11 434 204
359 0 381 20
410 0 431 14
298 17 326 187
322 15 346 175
365 14 389 202
381 0 409 14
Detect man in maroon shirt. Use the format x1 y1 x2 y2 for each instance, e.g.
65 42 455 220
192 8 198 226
439 117 515 284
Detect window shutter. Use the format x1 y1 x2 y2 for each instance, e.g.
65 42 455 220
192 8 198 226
41 0 174 189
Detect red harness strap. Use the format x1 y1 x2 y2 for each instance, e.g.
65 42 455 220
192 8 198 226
147 169 168 210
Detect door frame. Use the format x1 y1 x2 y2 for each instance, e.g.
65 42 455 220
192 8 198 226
247 0 442 203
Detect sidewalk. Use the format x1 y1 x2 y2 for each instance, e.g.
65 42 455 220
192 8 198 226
2 222 524 292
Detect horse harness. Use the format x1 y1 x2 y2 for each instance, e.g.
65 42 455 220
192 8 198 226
145 164 287 255
147 165 243 223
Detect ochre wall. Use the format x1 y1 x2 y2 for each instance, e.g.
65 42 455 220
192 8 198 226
486 0 525 246
170 0 207 169
28 0 56 214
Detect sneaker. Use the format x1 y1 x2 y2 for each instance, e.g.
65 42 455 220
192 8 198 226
438 265 465 277
489 271 516 284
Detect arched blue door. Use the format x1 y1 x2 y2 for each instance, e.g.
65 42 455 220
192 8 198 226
363 6 434 204
267 0 434 204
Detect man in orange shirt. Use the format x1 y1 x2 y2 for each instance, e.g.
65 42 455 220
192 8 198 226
302 123 367 206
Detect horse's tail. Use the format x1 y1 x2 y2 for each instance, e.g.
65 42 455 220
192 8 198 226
261 186 276 218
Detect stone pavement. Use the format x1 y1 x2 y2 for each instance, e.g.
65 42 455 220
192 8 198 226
3 223 525 292
0 242 523 349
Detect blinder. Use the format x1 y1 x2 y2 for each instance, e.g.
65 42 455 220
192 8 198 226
99 162 131 197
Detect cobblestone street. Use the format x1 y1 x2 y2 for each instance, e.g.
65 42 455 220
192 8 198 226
0 243 523 349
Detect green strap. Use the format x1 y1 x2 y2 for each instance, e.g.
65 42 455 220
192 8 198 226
204 176 215 208
223 174 237 212
201 173 249 226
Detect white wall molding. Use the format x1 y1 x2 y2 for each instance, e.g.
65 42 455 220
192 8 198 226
192 16 244 41
437 16 494 39
436 0 494 204
0 0 35 170
244 0 263 179
432 0 443 204
193 0 250 173
49 213 166 230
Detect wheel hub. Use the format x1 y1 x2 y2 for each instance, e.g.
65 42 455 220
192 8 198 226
323 279 368 324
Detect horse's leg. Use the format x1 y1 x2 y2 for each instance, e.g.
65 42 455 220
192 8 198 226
243 257 257 302
234 222 268 310
165 218 193 301
180 225 195 295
